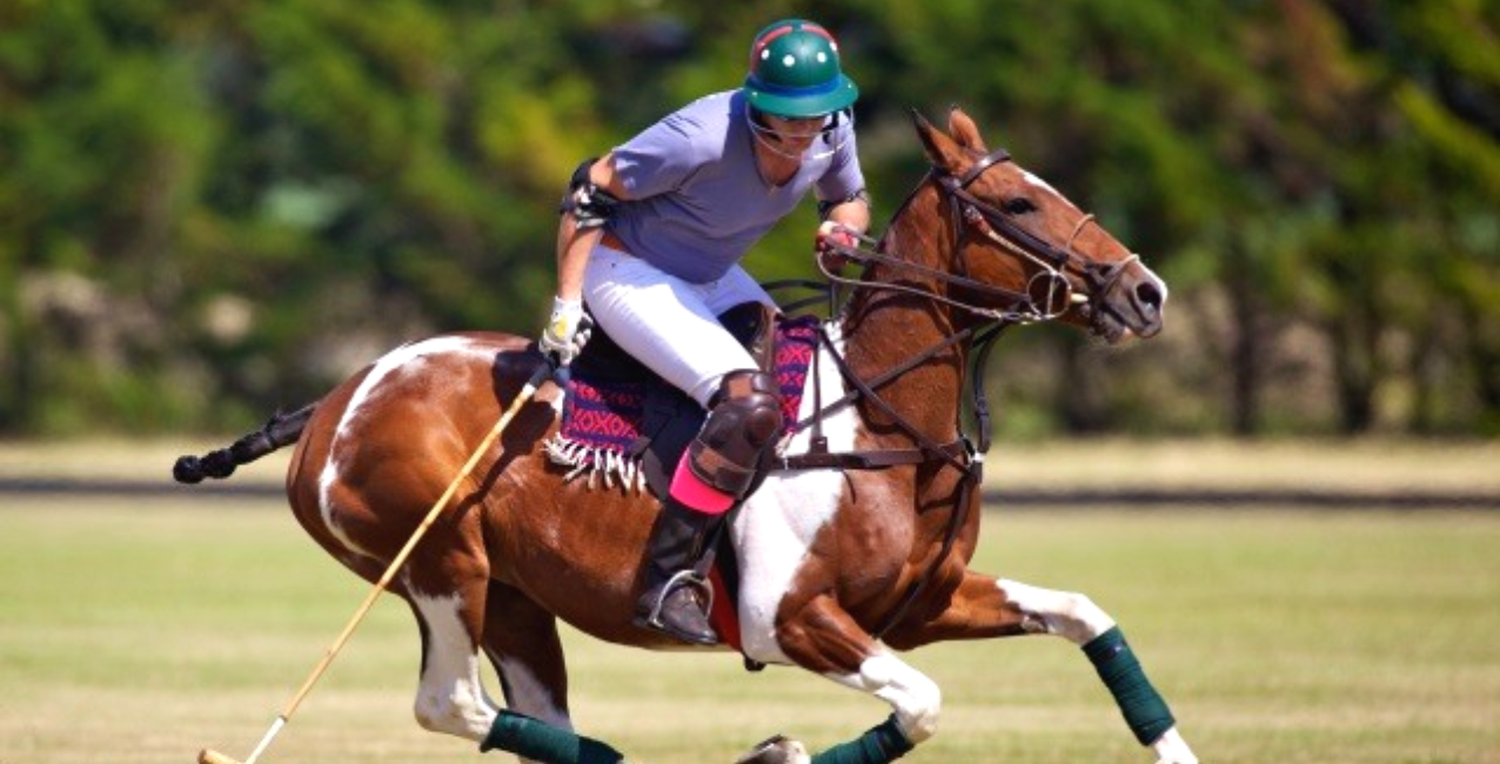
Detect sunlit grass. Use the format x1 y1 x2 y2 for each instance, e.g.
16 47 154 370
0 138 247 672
3 494 1497 764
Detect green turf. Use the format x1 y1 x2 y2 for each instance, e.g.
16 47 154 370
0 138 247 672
1 498 1496 764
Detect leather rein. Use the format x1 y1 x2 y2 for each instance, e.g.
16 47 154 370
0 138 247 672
769 148 1125 640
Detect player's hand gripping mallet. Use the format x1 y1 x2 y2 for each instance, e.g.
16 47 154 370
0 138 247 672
197 363 553 764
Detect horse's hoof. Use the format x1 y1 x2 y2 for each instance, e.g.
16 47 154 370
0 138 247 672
735 735 809 764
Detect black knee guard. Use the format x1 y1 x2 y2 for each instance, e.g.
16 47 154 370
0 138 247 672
687 371 783 497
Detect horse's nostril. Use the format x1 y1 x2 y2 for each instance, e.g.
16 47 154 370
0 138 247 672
1135 281 1163 314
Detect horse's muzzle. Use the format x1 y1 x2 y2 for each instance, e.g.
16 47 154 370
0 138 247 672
1096 260 1167 342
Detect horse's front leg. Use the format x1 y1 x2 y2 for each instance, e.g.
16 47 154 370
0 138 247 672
882 571 1199 764
762 593 940 764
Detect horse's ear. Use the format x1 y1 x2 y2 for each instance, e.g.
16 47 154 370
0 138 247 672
911 108 966 174
947 106 988 153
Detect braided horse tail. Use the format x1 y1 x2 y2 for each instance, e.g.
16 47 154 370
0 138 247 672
172 403 317 484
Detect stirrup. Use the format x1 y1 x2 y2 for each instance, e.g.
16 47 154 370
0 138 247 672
642 569 714 627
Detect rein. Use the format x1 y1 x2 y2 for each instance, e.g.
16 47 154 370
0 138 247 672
769 149 1130 641
780 147 1084 471
815 148 1141 332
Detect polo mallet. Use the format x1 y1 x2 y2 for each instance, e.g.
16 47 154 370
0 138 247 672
198 362 555 764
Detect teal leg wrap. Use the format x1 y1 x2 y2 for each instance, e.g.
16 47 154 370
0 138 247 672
1083 626 1176 745
809 715 914 764
480 710 623 764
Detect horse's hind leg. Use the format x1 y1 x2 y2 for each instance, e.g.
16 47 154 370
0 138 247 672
480 580 572 729
882 571 1200 764
405 570 501 742
396 513 503 742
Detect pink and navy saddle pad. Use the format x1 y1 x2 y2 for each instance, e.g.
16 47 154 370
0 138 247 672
544 314 819 495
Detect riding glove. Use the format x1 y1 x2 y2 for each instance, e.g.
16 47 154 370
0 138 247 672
816 220 859 273
539 296 592 367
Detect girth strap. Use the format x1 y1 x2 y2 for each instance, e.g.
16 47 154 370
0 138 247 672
778 440 969 471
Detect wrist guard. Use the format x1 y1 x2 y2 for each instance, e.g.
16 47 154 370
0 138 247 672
818 187 871 220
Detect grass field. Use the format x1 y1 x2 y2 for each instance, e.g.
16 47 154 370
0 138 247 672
1 441 1498 764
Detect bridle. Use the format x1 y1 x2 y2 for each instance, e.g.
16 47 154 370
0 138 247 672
793 145 1149 463
771 148 1144 641
936 148 1140 329
819 147 1140 331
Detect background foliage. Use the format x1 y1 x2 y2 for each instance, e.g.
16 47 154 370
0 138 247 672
2 0 1496 437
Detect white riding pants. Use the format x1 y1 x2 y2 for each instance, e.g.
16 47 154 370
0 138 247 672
582 245 775 407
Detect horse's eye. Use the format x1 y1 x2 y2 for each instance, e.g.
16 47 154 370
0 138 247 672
1003 198 1036 215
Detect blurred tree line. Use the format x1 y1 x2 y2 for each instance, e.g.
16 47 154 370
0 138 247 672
1 0 1496 437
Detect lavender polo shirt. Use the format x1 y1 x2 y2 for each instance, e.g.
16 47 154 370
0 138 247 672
606 89 864 284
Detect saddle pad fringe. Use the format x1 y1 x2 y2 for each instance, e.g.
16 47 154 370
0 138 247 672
549 316 819 493
543 435 648 494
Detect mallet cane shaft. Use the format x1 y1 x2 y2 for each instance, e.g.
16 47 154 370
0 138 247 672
198 362 554 764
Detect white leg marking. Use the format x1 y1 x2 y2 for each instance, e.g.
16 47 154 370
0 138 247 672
1151 726 1199 764
735 323 860 664
483 647 572 730
316 337 495 558
828 650 941 743
410 593 499 741
998 579 1117 646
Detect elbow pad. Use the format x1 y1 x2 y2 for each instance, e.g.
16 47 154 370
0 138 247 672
559 157 619 228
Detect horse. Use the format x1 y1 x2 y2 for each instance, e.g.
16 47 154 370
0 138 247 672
176 108 1196 764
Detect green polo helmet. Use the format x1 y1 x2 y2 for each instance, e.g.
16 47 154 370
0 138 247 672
743 19 859 118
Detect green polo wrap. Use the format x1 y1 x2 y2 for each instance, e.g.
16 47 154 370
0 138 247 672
809 714 914 764
480 710 622 764
1083 626 1176 745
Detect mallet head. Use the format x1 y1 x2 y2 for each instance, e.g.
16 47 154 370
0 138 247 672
198 749 243 764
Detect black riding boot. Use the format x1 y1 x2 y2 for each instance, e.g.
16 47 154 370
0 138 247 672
634 498 723 645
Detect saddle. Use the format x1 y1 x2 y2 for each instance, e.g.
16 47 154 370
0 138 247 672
544 303 820 659
546 302 817 500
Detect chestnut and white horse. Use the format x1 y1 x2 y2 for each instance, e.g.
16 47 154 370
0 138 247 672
177 109 1196 764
